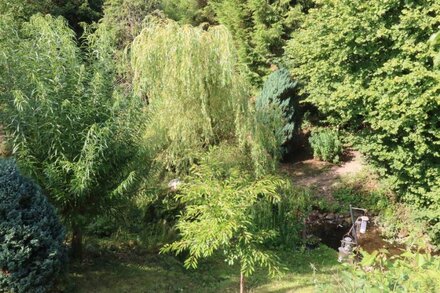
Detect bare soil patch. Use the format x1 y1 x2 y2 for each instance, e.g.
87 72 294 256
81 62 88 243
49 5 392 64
281 150 365 196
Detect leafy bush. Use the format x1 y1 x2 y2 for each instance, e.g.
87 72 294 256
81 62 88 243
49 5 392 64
328 250 440 292
86 215 119 237
0 159 66 292
0 14 148 257
309 128 342 163
332 187 390 213
286 0 440 241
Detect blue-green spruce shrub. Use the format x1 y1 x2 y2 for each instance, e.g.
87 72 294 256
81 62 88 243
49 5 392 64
256 67 299 145
252 68 299 175
0 159 67 293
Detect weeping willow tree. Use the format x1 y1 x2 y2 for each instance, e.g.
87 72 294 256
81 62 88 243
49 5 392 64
131 20 250 175
0 14 147 258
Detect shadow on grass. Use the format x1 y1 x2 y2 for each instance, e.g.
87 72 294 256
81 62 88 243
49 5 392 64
68 245 340 293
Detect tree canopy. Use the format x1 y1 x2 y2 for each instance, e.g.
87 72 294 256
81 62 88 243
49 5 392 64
286 0 440 240
0 14 147 257
131 20 250 174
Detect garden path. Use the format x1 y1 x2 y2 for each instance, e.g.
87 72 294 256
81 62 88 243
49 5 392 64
281 150 365 198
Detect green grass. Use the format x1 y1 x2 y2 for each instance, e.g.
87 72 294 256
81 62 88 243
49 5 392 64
67 245 340 292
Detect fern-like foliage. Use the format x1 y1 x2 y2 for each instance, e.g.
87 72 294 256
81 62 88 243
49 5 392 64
161 146 286 277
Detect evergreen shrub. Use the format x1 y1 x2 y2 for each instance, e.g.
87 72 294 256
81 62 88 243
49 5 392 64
0 159 66 293
251 68 299 175
256 68 299 145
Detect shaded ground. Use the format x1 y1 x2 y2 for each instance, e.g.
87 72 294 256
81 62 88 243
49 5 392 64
357 226 405 255
282 147 407 257
68 245 339 293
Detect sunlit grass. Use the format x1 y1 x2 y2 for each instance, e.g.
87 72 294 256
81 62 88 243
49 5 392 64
68 244 340 292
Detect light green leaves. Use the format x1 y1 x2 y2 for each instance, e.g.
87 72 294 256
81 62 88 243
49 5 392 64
161 147 286 277
286 0 440 240
0 14 146 230
131 20 249 175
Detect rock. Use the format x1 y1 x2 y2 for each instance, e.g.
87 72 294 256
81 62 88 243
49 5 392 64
398 229 409 239
168 179 181 192
325 213 336 220
308 212 319 221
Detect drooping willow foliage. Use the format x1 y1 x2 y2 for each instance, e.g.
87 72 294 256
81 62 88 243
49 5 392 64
131 20 250 174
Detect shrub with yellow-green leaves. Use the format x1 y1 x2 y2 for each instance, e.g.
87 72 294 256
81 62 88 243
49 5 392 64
286 0 440 242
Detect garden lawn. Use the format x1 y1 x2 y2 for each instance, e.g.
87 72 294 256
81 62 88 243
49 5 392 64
68 245 339 292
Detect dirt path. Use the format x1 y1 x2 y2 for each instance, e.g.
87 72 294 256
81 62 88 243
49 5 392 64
281 150 365 196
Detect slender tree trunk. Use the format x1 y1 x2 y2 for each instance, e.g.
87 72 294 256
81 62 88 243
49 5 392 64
240 271 245 293
71 224 83 259
302 217 307 241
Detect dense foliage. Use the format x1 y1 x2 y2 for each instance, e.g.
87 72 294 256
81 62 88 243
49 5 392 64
131 20 249 175
162 146 285 280
253 185 310 247
251 68 300 174
0 14 147 257
0 159 66 293
309 128 342 163
0 0 103 34
208 0 311 85
2 0 440 290
95 0 160 51
161 0 209 25
286 0 440 240
329 250 440 292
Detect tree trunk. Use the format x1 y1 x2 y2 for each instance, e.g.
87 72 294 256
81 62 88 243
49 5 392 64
240 271 245 293
71 224 83 259
302 217 307 241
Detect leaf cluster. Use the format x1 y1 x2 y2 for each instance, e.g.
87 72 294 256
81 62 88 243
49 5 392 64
329 250 440 292
161 146 287 276
309 128 342 163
